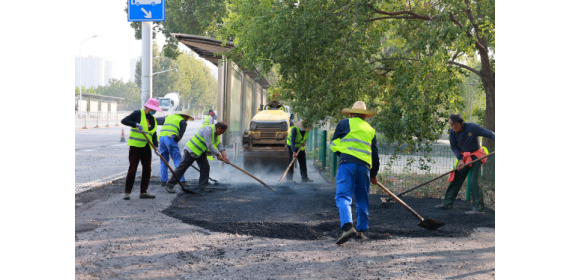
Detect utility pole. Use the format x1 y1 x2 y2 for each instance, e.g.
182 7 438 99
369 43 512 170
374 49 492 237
141 22 152 108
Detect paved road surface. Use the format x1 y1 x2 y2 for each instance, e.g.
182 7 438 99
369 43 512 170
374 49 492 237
75 120 205 192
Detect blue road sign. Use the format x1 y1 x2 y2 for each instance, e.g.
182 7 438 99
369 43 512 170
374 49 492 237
127 0 165 22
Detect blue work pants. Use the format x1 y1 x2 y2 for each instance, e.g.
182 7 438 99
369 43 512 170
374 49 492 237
159 136 185 182
335 163 370 232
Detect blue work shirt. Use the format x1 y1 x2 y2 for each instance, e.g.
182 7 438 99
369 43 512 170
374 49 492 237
331 118 379 178
449 122 495 160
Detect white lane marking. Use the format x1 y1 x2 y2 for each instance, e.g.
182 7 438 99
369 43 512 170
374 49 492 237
83 149 96 152
75 159 161 194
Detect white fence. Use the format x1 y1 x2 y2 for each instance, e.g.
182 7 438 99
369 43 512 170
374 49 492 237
74 111 208 129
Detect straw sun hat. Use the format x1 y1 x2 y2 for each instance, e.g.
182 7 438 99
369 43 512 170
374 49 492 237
341 101 376 118
177 109 195 121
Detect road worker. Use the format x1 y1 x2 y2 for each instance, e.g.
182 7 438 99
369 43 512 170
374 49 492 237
331 101 379 244
286 120 314 183
156 109 194 187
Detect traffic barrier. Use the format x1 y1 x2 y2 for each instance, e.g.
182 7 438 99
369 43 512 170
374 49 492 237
120 129 125 142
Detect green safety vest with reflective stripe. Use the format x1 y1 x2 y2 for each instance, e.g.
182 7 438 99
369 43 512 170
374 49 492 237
128 109 157 149
159 114 183 137
330 117 375 166
453 146 489 168
186 124 220 161
286 126 310 151
202 115 212 127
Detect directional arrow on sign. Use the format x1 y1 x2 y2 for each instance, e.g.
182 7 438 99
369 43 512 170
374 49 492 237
141 8 152 18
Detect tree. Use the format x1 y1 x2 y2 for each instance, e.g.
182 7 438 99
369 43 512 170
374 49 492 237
134 43 218 113
135 42 180 97
220 0 495 149
125 0 228 59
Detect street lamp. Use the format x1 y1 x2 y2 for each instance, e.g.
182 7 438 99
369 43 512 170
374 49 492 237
469 82 476 122
78 35 98 114
152 68 178 76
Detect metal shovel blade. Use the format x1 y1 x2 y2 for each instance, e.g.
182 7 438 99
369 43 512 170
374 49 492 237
417 218 446 230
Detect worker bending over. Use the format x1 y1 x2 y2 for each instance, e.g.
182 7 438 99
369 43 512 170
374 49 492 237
331 101 379 244
165 122 230 193
156 109 194 186
286 120 314 183
121 98 162 200
435 114 495 214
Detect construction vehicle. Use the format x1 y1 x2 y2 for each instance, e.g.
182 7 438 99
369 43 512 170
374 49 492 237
157 92 181 114
242 101 295 172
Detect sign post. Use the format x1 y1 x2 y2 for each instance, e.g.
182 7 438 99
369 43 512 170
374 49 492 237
127 0 165 108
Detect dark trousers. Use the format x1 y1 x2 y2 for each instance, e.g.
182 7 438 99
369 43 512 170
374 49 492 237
287 146 308 179
125 145 152 194
167 150 210 187
442 155 485 211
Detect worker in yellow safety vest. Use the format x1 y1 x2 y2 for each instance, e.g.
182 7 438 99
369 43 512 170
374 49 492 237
286 120 314 183
330 101 380 244
165 122 230 193
156 109 194 186
120 98 163 200
202 109 215 126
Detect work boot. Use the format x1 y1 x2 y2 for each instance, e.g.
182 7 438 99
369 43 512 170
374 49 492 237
166 186 176 193
434 204 453 210
123 193 130 200
161 181 167 187
139 193 156 199
355 231 368 240
198 185 214 193
301 177 314 183
286 178 296 183
336 227 357 245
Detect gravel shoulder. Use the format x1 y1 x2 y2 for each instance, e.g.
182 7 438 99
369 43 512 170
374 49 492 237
76 161 495 279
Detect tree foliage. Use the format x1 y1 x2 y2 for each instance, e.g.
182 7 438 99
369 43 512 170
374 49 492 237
135 43 218 114
125 0 228 59
220 0 495 149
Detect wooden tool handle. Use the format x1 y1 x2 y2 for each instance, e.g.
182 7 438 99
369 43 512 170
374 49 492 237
386 151 495 202
228 162 276 192
374 182 424 222
277 148 300 185
140 132 195 194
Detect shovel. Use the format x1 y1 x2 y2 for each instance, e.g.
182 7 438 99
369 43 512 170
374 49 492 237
140 131 197 194
386 151 495 202
373 181 445 230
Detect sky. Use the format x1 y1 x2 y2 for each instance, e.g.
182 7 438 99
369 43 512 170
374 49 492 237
73 0 218 82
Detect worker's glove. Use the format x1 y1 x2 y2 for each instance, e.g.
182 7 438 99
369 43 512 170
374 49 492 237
172 135 180 142
154 149 160 157
136 123 144 132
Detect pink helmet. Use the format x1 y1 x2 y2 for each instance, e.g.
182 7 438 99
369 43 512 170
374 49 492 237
144 98 163 112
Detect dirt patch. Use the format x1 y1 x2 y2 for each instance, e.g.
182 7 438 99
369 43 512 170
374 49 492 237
162 182 495 241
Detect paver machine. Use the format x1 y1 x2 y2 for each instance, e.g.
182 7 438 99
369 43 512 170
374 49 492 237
242 101 294 173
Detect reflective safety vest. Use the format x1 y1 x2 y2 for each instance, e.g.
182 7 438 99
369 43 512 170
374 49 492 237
287 126 310 151
128 109 157 150
330 117 375 166
186 124 220 161
202 115 212 127
159 114 183 137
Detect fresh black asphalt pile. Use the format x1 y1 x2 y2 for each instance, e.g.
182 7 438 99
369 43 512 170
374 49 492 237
162 181 495 241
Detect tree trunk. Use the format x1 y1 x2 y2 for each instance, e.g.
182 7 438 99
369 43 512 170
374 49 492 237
478 49 495 194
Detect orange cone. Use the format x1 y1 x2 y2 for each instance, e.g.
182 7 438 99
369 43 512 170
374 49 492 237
120 129 125 142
